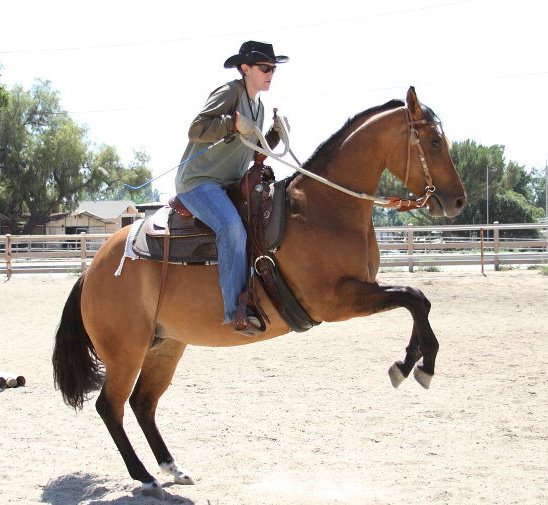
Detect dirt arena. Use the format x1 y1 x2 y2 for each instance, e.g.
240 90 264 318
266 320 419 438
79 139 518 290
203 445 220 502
0 269 546 504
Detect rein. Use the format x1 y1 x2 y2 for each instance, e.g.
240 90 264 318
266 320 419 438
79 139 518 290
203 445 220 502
239 107 439 211
240 131 390 204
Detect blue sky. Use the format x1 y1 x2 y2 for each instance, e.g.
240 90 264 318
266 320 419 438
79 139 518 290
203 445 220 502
1 0 546 200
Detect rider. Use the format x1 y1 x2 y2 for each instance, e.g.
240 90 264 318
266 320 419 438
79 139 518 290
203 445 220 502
175 41 289 334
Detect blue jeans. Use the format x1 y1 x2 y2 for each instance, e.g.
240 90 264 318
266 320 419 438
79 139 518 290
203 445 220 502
177 183 247 323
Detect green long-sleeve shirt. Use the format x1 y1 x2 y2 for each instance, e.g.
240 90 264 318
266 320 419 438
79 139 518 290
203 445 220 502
175 79 265 194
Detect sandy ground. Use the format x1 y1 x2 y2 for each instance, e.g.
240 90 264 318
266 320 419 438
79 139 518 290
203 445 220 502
0 269 547 505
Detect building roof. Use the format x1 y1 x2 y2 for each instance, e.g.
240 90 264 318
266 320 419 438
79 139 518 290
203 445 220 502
47 210 113 224
77 200 136 220
136 202 164 211
72 210 114 224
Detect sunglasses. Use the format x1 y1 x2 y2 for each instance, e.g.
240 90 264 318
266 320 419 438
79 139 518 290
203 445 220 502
252 63 277 74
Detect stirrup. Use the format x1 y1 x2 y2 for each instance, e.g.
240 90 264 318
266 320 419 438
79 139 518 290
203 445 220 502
234 306 264 336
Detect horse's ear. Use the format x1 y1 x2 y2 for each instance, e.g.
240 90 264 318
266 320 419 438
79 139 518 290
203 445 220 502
406 86 423 119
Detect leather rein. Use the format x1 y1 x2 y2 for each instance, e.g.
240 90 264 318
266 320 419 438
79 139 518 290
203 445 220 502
240 107 441 212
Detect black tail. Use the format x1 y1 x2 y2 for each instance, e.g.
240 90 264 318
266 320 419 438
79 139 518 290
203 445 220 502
52 276 104 410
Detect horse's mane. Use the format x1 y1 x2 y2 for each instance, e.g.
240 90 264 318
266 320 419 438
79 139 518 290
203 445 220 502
421 104 440 124
297 99 405 177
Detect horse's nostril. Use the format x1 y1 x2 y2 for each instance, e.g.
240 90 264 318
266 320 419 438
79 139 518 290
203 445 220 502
454 196 466 209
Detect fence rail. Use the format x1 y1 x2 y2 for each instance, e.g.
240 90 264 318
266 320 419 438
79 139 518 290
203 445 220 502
1 223 547 278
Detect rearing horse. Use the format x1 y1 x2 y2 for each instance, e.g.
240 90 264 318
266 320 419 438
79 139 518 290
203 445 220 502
53 87 466 499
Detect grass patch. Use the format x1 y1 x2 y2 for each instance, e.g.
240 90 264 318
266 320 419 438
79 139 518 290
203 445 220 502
378 267 405 273
525 265 548 275
499 265 517 271
417 266 441 272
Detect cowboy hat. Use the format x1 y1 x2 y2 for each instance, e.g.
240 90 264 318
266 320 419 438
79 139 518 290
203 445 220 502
224 41 289 68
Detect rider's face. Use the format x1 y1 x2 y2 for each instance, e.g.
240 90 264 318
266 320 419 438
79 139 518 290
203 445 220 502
242 62 276 96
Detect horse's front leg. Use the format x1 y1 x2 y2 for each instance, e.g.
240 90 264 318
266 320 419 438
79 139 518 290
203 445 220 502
339 279 438 388
387 290 434 388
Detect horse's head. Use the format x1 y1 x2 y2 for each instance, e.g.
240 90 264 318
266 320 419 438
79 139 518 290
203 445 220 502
386 87 466 217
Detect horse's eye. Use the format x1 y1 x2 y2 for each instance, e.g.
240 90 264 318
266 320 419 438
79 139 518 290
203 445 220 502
431 139 441 149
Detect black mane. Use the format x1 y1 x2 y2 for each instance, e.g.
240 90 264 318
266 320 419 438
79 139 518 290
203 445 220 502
421 104 440 124
302 99 405 172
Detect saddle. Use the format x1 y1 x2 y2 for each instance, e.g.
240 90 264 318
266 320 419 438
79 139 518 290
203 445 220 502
132 159 286 264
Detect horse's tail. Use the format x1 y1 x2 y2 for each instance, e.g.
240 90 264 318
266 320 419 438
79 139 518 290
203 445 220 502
52 275 104 410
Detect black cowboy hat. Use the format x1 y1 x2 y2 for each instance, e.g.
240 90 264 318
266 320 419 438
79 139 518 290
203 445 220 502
223 41 289 68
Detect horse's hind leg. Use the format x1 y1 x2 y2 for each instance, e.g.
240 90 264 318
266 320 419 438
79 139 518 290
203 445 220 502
95 347 165 499
129 337 194 486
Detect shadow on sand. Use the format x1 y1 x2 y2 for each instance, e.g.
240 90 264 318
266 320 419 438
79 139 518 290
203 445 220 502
41 473 195 504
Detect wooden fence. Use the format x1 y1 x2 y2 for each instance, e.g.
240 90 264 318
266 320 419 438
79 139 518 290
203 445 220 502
375 222 548 273
1 222 547 278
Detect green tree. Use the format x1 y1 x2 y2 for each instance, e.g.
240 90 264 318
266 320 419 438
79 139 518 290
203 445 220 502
529 165 547 214
502 160 531 198
1 80 156 233
0 66 9 108
0 85 8 109
83 144 125 200
0 81 103 233
449 140 544 226
449 140 504 225
122 148 157 203
491 190 543 224
83 147 158 203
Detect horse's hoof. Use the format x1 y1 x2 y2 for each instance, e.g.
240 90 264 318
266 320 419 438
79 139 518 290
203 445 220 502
413 366 433 389
160 461 195 485
388 362 406 388
142 479 165 500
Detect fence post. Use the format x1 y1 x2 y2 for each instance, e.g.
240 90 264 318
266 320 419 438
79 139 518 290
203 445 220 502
480 228 485 275
80 232 87 273
493 221 500 271
5 234 12 280
407 223 414 273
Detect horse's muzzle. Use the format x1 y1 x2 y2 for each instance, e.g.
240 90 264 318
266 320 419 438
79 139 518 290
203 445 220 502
428 193 467 218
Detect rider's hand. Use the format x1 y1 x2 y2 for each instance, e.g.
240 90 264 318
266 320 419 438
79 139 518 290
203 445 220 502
273 114 290 134
234 112 255 137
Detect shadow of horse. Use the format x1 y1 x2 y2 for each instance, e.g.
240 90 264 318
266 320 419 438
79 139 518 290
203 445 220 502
41 472 195 504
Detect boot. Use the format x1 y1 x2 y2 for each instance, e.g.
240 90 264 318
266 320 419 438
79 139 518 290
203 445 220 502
234 289 265 336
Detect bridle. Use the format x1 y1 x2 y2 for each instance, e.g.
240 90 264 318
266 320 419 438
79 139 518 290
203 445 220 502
385 108 440 211
239 106 443 211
